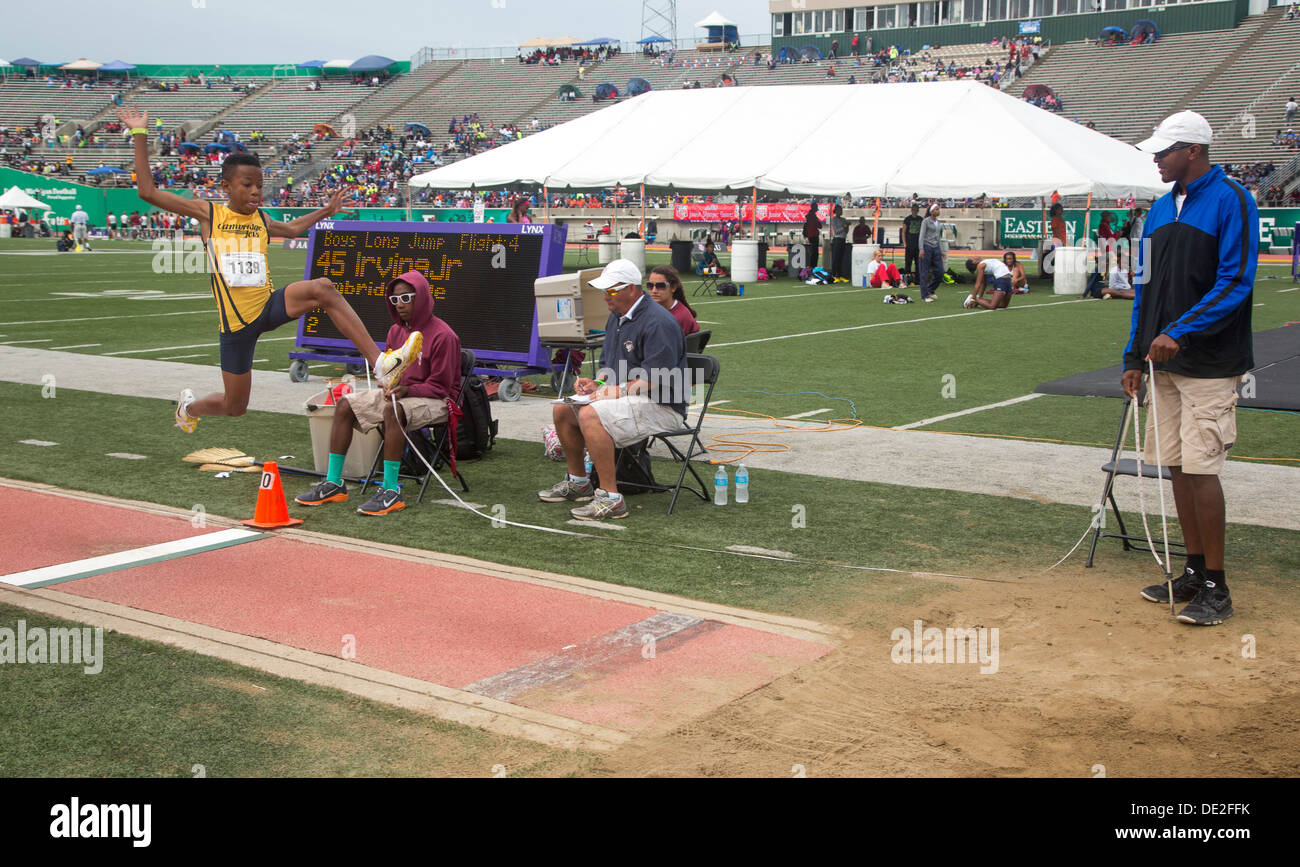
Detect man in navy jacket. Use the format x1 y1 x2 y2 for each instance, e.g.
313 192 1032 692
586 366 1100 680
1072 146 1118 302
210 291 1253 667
1124 111 1258 626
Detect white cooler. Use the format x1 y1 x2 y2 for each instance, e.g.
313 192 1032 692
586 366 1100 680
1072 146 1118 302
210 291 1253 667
598 236 618 264
1052 246 1090 295
619 237 646 275
731 240 759 282
851 243 879 287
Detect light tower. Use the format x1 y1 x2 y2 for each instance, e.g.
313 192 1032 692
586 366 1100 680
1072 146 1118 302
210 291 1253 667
641 0 678 48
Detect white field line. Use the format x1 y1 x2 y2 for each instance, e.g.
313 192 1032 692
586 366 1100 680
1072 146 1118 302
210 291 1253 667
692 287 868 306
893 392 1046 431
783 408 833 419
1279 287 1298 293
157 354 208 360
0 339 52 345
48 343 102 351
709 299 1086 348
105 336 296 356
0 310 210 327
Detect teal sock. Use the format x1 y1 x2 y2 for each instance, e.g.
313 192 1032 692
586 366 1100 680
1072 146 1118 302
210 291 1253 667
326 453 346 486
383 459 401 490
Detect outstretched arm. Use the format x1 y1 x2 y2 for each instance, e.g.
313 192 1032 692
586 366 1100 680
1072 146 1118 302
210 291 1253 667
115 106 208 223
265 187 355 238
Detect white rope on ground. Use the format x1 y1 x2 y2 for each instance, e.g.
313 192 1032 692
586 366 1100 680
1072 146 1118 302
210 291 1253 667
384 394 1006 581
1140 359 1176 613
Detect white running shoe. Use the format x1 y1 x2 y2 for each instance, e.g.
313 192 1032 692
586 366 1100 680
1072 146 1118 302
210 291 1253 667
175 388 198 434
373 331 423 389
963 294 975 309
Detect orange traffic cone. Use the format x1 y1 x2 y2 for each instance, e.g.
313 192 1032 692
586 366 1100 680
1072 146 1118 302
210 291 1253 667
243 461 303 529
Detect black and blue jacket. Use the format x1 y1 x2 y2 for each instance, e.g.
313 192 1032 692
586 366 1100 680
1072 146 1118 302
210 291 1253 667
1125 164 1258 378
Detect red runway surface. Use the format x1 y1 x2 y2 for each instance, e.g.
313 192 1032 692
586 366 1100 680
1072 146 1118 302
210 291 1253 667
2 488 831 736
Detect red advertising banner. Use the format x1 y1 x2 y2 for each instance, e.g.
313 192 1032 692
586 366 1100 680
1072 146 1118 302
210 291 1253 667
672 203 832 223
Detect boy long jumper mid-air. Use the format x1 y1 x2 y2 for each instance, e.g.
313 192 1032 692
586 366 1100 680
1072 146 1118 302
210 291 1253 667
116 106 421 432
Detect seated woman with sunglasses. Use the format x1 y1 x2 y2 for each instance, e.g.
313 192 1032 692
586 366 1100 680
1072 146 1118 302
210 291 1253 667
645 265 699 336
296 271 463 517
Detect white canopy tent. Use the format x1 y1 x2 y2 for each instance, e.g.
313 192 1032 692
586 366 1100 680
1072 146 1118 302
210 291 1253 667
0 186 54 211
322 59 356 69
694 11 736 27
409 81 1167 200
59 58 103 71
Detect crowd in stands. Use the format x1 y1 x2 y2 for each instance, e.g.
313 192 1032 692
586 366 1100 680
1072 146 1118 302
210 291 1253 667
1023 91 1064 112
519 44 620 67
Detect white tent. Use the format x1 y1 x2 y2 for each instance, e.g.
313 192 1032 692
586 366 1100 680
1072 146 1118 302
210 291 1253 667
409 82 1167 199
59 58 103 71
322 59 356 69
694 11 736 27
0 186 53 211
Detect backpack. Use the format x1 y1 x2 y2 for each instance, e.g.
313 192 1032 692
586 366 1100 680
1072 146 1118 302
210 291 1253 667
591 441 657 495
770 258 786 275
883 293 913 304
798 266 811 281
807 267 832 285
455 374 498 460
757 267 770 281
716 281 739 296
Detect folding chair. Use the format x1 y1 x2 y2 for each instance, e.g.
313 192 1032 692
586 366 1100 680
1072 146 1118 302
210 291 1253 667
1085 399 1185 567
684 329 711 354
360 348 475 504
617 354 720 514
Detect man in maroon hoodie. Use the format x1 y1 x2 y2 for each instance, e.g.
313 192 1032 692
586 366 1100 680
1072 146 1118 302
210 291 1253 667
296 270 462 516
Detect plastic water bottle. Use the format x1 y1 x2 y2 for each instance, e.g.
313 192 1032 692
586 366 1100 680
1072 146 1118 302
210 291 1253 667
714 465 728 506
583 450 593 476
735 464 749 503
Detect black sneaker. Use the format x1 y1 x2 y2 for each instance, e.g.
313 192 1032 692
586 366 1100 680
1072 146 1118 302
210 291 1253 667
295 479 348 506
1176 579 1234 626
1140 567 1203 604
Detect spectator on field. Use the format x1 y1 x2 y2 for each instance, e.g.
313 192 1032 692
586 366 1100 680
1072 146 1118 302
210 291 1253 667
867 248 903 288
1049 202 1068 246
539 259 689 522
1004 251 1028 293
696 239 728 276
802 204 822 270
1103 256 1134 300
962 257 1014 309
646 265 698 336
830 204 850 281
852 216 870 245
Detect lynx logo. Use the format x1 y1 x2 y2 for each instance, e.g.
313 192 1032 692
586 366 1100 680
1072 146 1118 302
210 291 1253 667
520 224 544 234
50 798 151 847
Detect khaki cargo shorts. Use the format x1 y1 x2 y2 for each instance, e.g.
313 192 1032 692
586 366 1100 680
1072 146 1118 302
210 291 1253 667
1143 371 1240 475
343 387 448 433
583 394 685 448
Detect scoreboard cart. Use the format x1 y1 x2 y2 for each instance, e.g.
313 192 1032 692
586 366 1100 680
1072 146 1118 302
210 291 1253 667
294 220 567 399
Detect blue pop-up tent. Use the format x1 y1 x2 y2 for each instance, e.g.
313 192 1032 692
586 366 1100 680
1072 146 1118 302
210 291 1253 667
348 55 397 72
1131 20 1160 42
627 77 652 97
1099 25 1128 43
637 36 672 45
404 122 430 136
99 60 137 72
594 82 619 101
86 166 128 175
297 60 326 69
579 37 619 46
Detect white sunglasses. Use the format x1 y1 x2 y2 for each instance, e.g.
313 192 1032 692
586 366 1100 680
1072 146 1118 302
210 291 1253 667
388 293 415 305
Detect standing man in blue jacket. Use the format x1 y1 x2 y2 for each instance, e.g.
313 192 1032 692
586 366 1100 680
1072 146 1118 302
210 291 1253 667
1124 111 1258 626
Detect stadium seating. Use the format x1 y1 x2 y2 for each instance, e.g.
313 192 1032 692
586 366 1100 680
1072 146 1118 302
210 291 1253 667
1012 12 1277 150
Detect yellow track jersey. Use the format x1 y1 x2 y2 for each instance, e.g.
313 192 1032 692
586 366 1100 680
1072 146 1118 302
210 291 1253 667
207 202 273 334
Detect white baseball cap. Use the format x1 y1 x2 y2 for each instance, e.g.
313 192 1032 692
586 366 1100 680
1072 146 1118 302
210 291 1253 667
588 258 643 290
1136 110 1213 153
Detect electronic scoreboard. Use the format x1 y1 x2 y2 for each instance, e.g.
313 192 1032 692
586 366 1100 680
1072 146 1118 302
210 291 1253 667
297 220 566 370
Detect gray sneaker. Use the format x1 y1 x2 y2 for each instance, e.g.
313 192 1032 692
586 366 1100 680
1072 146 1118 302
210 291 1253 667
296 479 348 506
570 492 630 521
538 477 595 503
357 486 404 516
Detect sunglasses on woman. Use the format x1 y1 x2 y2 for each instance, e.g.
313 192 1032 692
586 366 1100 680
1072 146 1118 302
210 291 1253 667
388 293 415 305
645 281 671 290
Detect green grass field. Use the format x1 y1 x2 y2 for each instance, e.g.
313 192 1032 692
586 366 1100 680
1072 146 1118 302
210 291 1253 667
2 236 1297 463
1 235 1297 777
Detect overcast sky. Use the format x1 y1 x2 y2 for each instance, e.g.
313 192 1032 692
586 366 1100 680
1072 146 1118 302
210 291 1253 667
5 0 769 64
